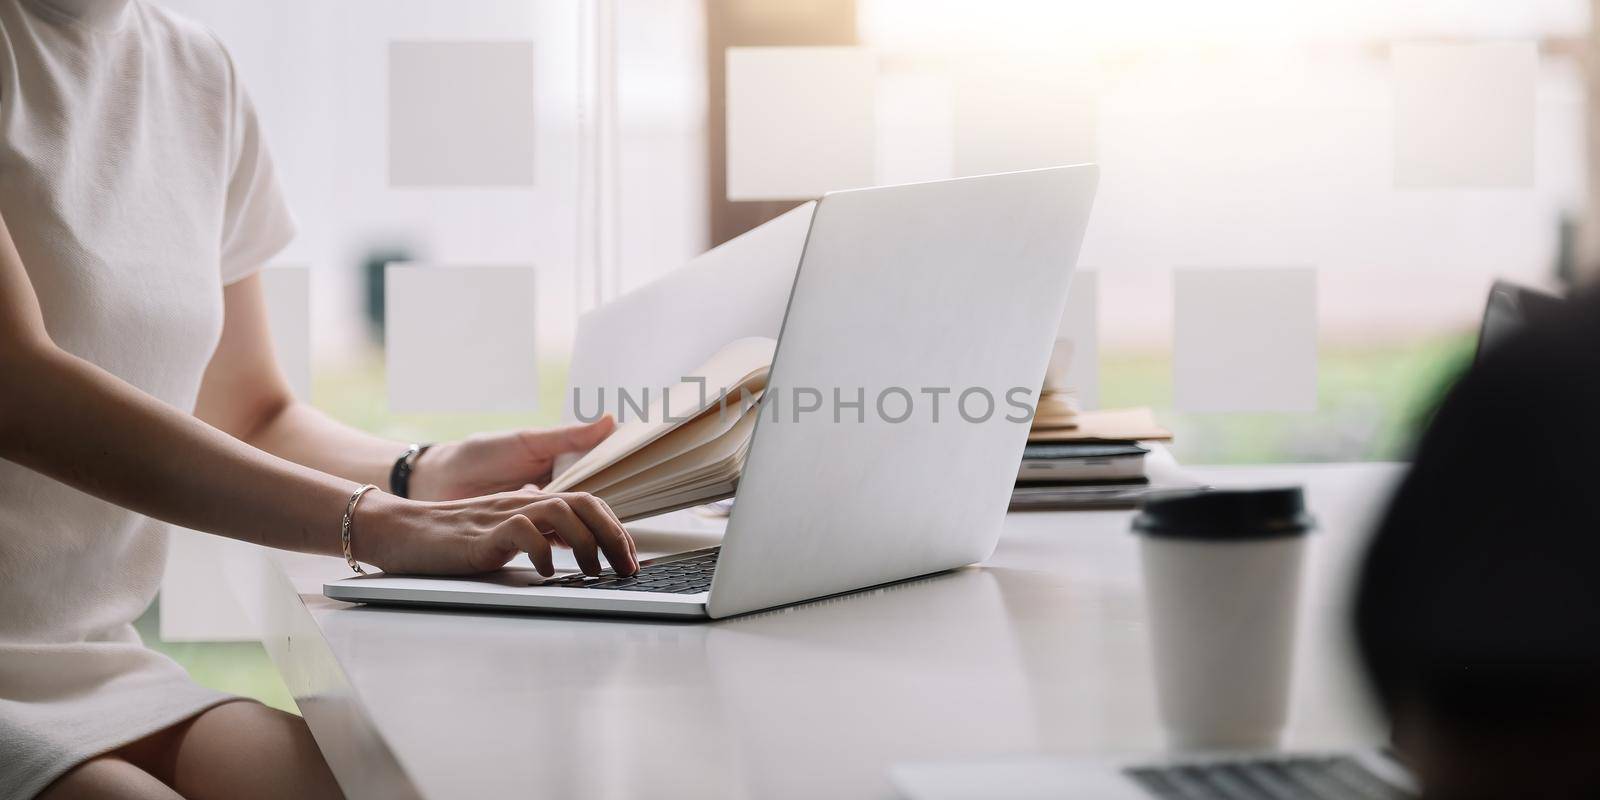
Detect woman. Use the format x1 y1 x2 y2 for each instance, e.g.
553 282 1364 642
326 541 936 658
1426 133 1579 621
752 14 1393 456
0 1 637 798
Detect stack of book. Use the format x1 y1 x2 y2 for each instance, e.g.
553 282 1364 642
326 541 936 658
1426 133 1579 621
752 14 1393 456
1011 406 1190 511
1031 387 1082 432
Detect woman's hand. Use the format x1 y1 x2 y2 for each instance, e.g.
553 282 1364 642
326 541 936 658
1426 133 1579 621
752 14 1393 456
357 488 638 577
341 418 638 578
406 417 615 501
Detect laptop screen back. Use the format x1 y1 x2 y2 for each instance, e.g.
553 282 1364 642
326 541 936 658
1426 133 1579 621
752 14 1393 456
1476 280 1563 364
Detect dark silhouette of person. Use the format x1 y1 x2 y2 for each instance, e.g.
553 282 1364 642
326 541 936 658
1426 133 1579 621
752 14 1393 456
1354 287 1600 799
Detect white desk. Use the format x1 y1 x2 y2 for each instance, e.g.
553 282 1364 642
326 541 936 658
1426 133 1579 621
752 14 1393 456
245 463 1402 800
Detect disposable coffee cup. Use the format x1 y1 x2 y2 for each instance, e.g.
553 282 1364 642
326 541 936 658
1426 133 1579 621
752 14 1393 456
1132 487 1315 751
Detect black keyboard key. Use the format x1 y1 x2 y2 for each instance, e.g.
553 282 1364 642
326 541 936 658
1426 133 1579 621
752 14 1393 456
1124 756 1413 800
542 549 719 593
1282 759 1355 800
1322 757 1411 800
1237 760 1309 799
1124 767 1184 799
1205 765 1275 800
1173 765 1229 799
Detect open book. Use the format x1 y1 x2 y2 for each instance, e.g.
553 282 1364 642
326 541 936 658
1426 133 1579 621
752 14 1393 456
545 338 775 521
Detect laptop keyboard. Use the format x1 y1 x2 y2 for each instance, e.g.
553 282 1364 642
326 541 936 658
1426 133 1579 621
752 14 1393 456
1124 755 1414 800
540 548 718 594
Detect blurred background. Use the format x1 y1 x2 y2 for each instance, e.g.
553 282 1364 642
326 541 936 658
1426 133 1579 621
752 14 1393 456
144 0 1590 706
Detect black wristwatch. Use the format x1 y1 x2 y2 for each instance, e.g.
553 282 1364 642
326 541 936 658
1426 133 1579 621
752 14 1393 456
389 443 432 499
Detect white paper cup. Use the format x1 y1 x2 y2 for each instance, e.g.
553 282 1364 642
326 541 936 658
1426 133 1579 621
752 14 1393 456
1133 487 1314 751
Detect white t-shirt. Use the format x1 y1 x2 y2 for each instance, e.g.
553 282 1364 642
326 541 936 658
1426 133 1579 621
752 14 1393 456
0 1 294 795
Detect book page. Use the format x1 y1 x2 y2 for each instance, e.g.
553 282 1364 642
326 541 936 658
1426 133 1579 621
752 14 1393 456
579 390 762 493
601 409 759 504
546 337 775 492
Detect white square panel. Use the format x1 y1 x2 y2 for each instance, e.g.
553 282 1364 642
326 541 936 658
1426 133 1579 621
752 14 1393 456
952 56 1098 177
1054 270 1099 409
261 266 311 401
386 265 539 412
876 69 954 186
1393 42 1536 188
726 46 876 200
389 41 536 187
1174 268 1318 413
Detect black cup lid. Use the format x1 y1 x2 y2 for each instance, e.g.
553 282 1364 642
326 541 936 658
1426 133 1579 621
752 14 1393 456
1132 486 1314 541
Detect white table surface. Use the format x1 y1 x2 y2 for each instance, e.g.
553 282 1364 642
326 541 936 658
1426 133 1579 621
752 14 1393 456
247 463 1403 800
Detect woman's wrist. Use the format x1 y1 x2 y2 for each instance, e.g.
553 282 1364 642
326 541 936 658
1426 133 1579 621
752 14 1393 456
350 489 422 571
400 441 453 502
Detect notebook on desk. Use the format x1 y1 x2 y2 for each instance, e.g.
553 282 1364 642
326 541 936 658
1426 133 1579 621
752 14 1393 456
1010 440 1198 512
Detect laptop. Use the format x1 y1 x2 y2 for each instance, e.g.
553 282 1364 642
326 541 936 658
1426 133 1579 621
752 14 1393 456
889 749 1417 799
1475 278 1562 364
325 165 1100 619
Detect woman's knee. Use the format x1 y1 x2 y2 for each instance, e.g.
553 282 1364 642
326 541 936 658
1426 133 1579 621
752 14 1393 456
36 756 181 800
169 701 343 800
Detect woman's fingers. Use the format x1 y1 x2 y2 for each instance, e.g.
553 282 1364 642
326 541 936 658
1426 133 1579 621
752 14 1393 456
522 496 604 576
489 514 554 575
558 492 637 575
467 489 633 577
516 416 615 461
591 494 636 566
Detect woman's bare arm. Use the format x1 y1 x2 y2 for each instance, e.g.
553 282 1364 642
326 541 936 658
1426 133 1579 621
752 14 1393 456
0 211 635 576
195 274 621 505
193 273 407 491
0 232 352 554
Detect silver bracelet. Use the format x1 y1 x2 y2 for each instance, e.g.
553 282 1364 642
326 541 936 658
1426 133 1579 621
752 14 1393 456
341 484 380 575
